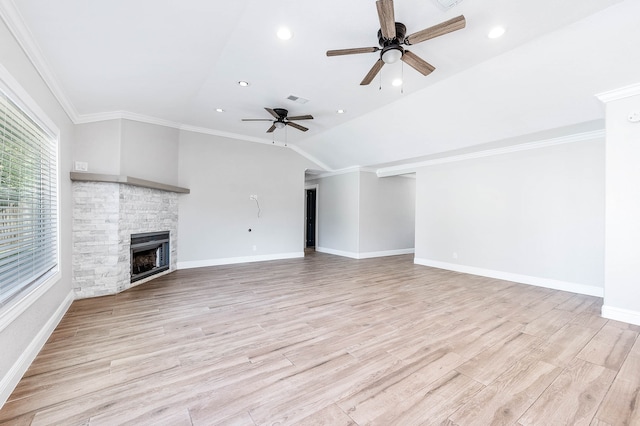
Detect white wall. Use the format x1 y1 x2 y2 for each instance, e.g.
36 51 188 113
0 18 75 405
177 131 315 267
74 119 121 175
310 171 416 258
313 172 360 255
73 118 180 186
602 88 640 325
359 173 415 255
120 119 179 184
414 138 605 296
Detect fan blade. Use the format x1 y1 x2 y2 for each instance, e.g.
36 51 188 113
360 59 384 86
401 50 435 76
286 122 309 132
405 15 466 45
242 118 273 121
287 115 313 121
265 108 280 119
266 124 277 133
327 47 379 57
376 0 396 40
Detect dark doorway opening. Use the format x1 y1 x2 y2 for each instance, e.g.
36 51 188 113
305 188 316 248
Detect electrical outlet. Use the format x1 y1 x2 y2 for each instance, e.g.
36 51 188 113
452 252 458 259
249 194 258 201
252 245 257 251
74 161 88 172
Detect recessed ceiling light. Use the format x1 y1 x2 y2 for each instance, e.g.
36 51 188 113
215 108 224 113
392 78 403 87
488 26 506 39
336 109 346 114
276 27 293 40
238 80 250 87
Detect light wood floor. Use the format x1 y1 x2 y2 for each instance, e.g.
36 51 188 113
1 253 639 425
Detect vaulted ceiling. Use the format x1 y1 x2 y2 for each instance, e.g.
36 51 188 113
2 0 639 171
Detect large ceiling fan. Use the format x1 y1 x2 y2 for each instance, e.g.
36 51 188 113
242 108 314 133
326 0 466 85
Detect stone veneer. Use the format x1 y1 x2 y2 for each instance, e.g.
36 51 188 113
72 181 178 298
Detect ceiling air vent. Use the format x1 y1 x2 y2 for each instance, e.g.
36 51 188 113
433 0 464 10
286 95 309 104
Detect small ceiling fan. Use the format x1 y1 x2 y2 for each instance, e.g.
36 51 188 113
326 0 466 85
242 108 314 133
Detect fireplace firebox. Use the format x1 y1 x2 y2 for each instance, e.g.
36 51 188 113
130 231 170 283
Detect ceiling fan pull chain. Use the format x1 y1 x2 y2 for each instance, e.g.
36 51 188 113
379 68 382 91
401 61 404 94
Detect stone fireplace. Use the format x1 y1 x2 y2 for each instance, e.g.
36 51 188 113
71 173 188 299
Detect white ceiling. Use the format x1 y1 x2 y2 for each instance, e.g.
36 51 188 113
3 0 639 170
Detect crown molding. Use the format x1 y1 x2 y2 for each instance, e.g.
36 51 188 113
310 166 378 179
596 82 640 103
288 145 332 171
76 110 183 128
376 129 605 177
0 0 79 122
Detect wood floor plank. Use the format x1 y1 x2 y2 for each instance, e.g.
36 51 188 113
449 358 561 425
455 332 542 385
368 370 484 425
577 324 638 370
594 354 640 425
517 358 617 426
295 404 355 426
336 349 465 425
0 253 636 425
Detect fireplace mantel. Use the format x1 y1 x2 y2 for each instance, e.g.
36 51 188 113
70 172 190 194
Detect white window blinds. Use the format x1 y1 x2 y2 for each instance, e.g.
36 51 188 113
0 90 58 308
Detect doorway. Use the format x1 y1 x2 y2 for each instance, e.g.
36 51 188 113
305 186 317 250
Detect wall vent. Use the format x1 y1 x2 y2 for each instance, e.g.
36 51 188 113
286 95 309 104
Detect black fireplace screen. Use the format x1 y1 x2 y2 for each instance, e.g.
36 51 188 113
130 231 170 282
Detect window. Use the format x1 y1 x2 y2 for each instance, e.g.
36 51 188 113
0 89 58 309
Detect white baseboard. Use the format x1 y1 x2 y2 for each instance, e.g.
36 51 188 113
315 247 359 259
601 305 640 326
316 247 414 259
177 252 304 270
357 248 415 259
414 258 604 297
0 290 74 408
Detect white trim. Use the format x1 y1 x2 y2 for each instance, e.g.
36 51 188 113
376 130 605 177
316 247 414 260
596 82 640 103
77 110 183 128
289 145 332 171
358 248 415 259
0 270 61 333
313 166 377 179
316 247 359 259
0 290 73 407
177 252 304 270
601 305 640 326
0 0 79 122
413 258 604 297
0 58 64 334
0 62 59 138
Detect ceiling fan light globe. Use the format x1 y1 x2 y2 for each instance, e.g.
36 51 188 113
274 121 286 129
382 47 403 64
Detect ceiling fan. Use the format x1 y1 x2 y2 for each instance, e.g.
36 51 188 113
326 0 466 85
242 108 314 133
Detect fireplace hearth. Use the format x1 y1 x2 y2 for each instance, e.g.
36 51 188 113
131 231 170 283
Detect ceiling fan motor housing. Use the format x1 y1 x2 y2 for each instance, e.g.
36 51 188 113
273 108 288 118
377 22 407 45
